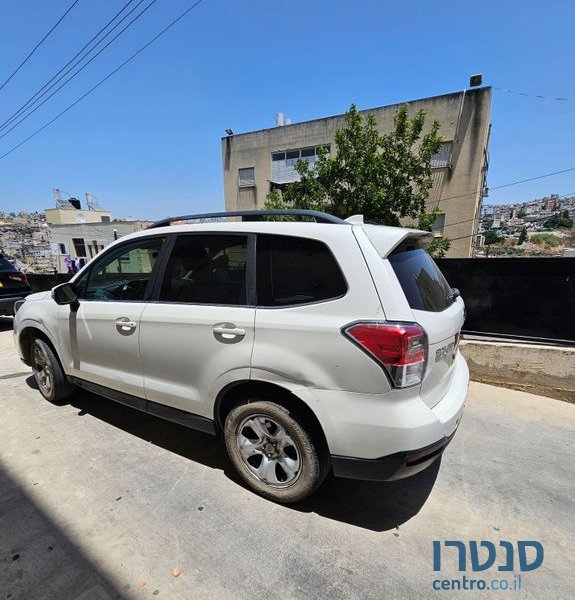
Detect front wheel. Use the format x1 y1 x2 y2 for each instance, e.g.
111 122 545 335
224 400 325 503
31 338 75 403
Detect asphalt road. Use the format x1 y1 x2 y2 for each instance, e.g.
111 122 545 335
0 318 573 599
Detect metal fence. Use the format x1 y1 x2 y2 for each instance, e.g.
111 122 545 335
28 274 73 293
437 257 575 345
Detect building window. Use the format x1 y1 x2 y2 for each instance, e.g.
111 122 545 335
431 142 452 168
58 243 68 255
238 167 255 187
88 240 104 258
300 147 315 164
101 215 111 222
72 238 87 258
430 213 446 236
271 145 331 184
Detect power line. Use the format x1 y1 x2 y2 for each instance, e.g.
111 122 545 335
0 0 80 92
0 0 207 161
440 216 481 229
436 166 575 205
494 86 575 103
448 232 481 242
485 190 575 205
0 0 160 140
0 0 140 133
490 167 575 190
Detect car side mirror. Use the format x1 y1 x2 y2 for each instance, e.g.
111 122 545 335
52 282 78 306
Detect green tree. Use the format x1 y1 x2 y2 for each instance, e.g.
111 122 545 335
265 103 443 226
416 209 451 258
263 188 298 221
531 233 560 247
543 214 573 229
483 230 503 245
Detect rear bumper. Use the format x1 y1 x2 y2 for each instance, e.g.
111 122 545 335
0 293 30 316
331 428 457 481
298 352 468 466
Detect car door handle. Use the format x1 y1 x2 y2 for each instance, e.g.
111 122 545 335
115 317 138 335
213 323 246 342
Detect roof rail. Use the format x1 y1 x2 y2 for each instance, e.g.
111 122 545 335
147 209 349 229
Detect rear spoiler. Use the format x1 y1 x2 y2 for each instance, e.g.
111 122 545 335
357 224 433 258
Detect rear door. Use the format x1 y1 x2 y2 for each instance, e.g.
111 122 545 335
139 233 255 419
387 245 464 407
250 232 385 394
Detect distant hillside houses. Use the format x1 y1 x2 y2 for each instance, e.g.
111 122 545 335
481 194 575 233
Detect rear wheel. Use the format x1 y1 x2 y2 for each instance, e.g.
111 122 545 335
224 400 325 503
31 338 75 403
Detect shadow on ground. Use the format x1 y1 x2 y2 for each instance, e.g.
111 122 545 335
294 461 439 531
25 377 439 532
0 463 126 600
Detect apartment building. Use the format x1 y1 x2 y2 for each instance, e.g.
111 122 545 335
221 87 492 257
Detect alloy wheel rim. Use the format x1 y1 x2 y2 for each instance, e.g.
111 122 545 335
33 345 52 395
236 414 302 488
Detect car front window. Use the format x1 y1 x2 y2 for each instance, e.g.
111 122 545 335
80 238 164 302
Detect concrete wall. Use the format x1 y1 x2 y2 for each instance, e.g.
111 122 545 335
49 221 149 273
222 87 491 257
460 340 575 403
45 208 112 225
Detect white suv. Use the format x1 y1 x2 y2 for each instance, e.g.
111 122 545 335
13 210 468 503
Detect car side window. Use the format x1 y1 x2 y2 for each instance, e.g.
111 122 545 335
256 234 347 306
81 238 164 302
159 235 248 305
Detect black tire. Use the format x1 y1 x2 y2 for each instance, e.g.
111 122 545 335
224 400 326 503
30 338 75 403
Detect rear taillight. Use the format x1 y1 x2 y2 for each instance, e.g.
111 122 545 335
8 273 27 283
343 321 428 388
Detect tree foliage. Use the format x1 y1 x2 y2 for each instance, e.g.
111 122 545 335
531 233 560 247
483 230 503 245
543 214 573 229
415 209 451 258
265 103 443 228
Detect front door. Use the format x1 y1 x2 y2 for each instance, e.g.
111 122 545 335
139 233 255 419
58 237 165 399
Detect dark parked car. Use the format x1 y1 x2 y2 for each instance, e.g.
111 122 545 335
0 254 31 316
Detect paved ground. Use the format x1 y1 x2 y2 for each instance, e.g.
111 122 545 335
0 317 573 599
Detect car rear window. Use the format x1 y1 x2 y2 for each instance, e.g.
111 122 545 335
388 248 453 312
0 256 15 270
257 234 347 306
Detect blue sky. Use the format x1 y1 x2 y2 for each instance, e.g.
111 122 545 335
0 0 573 220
